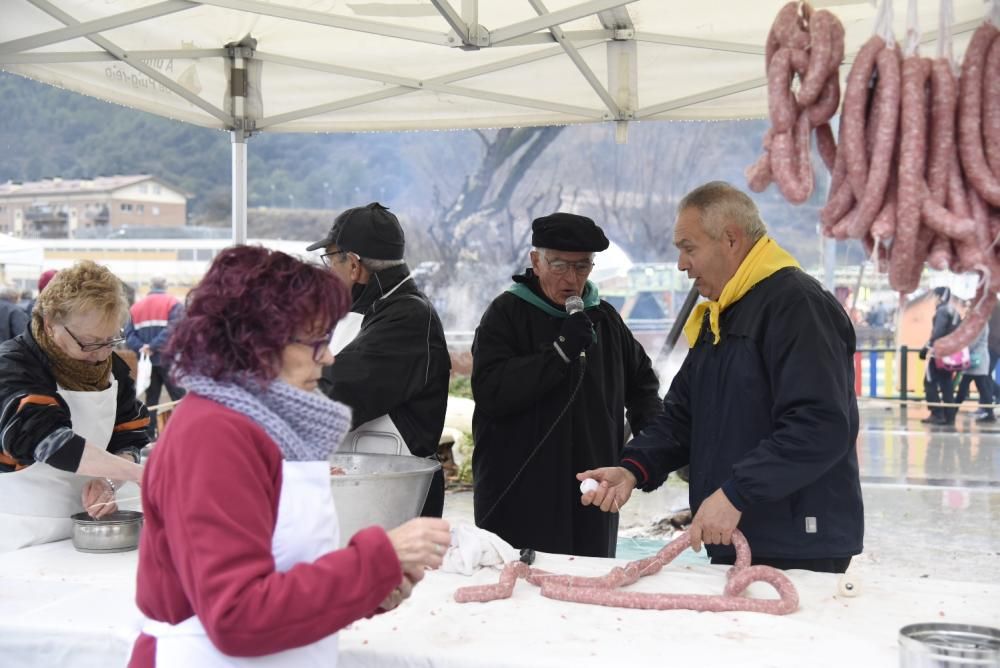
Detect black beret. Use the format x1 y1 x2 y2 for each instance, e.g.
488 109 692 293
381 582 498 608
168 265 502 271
306 202 405 260
531 213 609 252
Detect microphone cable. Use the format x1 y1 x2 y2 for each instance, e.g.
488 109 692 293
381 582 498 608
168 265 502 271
477 353 587 526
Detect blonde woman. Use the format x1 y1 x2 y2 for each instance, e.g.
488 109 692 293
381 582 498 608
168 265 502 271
0 260 147 551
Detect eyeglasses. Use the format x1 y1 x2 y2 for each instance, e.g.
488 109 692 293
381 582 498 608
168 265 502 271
320 250 349 268
544 258 595 276
291 333 333 361
63 325 125 352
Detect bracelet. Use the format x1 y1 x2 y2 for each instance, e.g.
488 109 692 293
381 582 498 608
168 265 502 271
104 477 118 494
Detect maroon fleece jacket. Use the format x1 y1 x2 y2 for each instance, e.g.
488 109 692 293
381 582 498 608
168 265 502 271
130 393 401 666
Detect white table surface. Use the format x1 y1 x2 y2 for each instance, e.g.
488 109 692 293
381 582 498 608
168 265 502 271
1 540 997 667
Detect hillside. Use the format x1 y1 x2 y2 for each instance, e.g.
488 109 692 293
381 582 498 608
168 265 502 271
0 72 857 267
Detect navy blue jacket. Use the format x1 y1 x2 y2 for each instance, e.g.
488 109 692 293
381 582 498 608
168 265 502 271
621 267 863 560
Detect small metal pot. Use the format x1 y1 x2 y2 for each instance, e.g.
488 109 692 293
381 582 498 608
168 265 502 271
70 510 143 553
899 623 1000 667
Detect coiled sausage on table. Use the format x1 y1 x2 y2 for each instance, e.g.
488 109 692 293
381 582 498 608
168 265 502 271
454 529 799 616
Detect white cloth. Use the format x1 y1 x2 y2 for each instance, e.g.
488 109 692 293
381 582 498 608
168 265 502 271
440 523 519 576
142 460 341 667
0 379 118 552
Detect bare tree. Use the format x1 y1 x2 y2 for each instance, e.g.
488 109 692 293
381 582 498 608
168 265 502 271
578 122 732 261
425 126 565 267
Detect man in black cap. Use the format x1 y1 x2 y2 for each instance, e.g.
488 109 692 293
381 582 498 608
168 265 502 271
308 203 451 516
470 212 661 558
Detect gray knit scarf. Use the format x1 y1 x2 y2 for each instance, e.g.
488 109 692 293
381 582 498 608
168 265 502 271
181 375 352 462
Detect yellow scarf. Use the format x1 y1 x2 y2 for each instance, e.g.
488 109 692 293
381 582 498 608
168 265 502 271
683 235 800 347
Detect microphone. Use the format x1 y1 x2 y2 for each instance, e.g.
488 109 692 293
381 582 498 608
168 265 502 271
564 295 585 316
564 296 587 359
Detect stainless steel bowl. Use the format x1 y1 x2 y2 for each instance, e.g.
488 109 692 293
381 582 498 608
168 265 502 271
70 510 143 553
899 623 1000 667
329 453 440 547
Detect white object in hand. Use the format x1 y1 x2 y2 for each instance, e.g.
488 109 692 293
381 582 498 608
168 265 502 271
579 478 600 495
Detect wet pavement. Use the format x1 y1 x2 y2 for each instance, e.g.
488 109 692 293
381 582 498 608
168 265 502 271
851 402 1000 584
858 403 1000 488
444 400 1000 584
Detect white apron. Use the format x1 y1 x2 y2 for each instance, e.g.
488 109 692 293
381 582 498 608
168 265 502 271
143 461 341 667
329 277 412 457
0 379 119 552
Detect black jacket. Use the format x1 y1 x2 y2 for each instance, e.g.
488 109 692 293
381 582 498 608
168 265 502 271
319 263 450 460
929 300 960 344
0 327 149 473
621 268 864 561
0 301 29 342
471 271 662 558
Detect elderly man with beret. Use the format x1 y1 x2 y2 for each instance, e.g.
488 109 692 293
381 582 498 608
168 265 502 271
470 212 662 558
308 203 451 517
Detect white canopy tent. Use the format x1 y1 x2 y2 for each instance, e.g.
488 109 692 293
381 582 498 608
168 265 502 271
0 0 987 242
0 234 44 268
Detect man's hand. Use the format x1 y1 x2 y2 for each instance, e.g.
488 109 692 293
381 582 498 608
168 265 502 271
576 467 636 513
556 312 594 359
688 488 742 552
140 344 152 356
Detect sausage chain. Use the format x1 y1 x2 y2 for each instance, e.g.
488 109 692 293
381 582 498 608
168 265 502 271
454 529 800 616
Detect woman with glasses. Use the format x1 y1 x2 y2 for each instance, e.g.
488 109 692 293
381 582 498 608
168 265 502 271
0 260 147 551
130 246 449 667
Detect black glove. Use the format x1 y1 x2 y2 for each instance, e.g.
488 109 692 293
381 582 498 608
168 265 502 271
555 312 594 360
918 346 929 361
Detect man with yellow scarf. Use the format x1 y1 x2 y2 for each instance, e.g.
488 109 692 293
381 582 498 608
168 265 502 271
579 181 863 573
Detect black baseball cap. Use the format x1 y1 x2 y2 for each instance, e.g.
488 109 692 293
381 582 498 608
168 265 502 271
306 202 405 260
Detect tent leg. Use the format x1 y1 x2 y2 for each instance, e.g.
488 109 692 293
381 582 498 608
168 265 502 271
232 129 247 245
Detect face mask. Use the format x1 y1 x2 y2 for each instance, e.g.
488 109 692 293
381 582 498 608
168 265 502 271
351 282 365 302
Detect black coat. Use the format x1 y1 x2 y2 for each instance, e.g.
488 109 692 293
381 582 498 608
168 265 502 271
929 300 960 344
621 267 864 560
471 271 662 558
0 301 29 342
319 263 451 461
0 327 149 473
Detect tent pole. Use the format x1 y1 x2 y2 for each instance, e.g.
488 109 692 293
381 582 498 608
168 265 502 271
227 39 255 246
231 129 248 245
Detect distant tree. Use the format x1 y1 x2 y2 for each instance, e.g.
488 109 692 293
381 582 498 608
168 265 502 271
425 126 565 270
399 126 571 329
574 122 736 262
